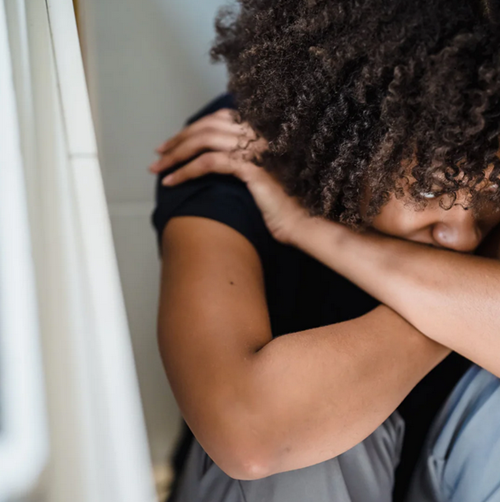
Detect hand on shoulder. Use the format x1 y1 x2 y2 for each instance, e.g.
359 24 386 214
149 108 311 245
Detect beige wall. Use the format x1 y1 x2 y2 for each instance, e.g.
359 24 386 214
78 0 228 465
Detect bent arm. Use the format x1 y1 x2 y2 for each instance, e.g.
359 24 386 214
289 217 500 377
158 216 447 480
151 107 499 375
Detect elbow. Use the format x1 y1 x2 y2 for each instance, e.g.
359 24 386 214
215 361 290 479
218 450 272 481
181 358 282 480
195 401 277 480
203 429 274 481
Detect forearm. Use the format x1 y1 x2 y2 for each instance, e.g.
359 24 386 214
161 218 448 479
250 305 448 476
161 296 446 479
291 216 500 376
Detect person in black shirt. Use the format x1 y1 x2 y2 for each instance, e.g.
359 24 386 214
151 93 500 502
149 1 500 500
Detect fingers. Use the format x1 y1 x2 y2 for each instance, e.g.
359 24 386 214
150 108 268 186
151 109 262 172
150 131 245 174
161 151 258 186
154 109 245 154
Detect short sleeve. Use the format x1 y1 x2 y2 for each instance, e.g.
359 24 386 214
151 93 271 260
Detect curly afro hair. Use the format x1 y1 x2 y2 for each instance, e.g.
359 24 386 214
210 0 500 227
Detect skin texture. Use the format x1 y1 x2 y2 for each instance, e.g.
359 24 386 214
291 217 500 376
370 174 500 252
158 217 448 480
151 110 500 479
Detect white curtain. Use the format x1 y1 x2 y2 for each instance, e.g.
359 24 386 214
0 1 155 501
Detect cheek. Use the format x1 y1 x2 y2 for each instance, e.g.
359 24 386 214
371 198 422 238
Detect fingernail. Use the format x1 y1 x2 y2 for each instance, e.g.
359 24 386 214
162 175 174 185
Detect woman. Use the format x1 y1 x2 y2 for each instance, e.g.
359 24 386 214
150 1 500 501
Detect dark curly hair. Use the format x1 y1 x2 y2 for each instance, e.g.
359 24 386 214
210 0 500 227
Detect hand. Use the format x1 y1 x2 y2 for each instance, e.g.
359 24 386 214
149 109 310 245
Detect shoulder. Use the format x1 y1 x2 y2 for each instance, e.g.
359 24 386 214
185 93 236 125
153 173 268 250
151 93 271 259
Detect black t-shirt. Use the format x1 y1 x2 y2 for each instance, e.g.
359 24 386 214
151 93 471 501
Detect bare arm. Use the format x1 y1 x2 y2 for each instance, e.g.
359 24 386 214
152 109 500 380
158 216 448 480
289 217 500 377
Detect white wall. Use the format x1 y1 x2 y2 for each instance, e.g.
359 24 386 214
78 0 228 465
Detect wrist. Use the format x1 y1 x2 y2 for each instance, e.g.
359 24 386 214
286 212 348 251
283 209 313 248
